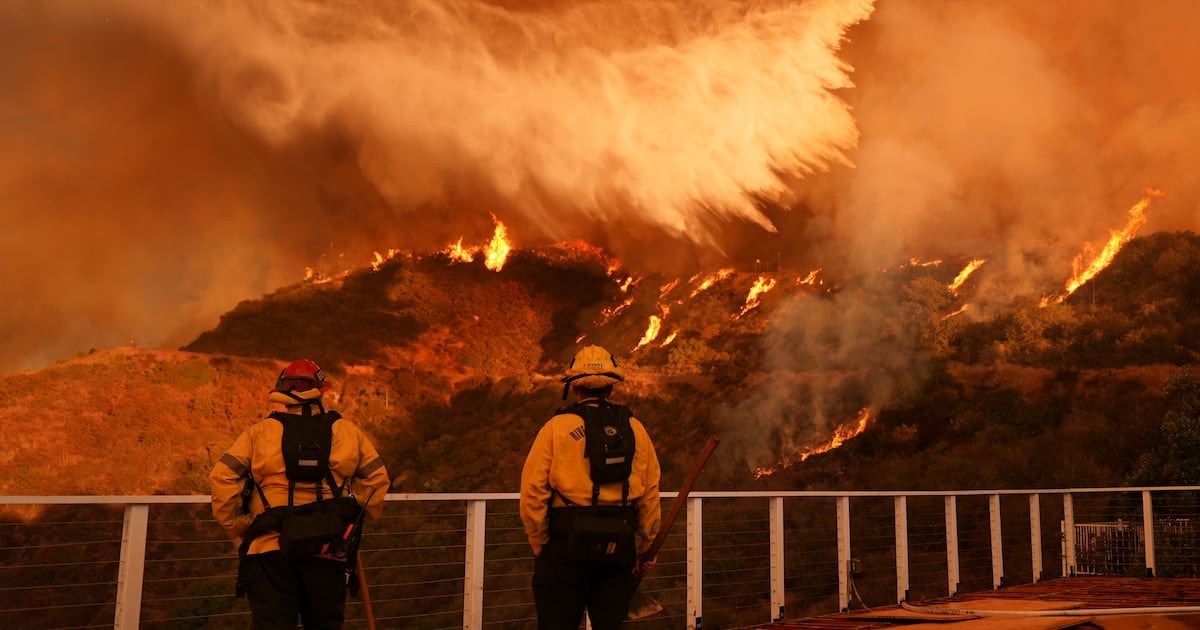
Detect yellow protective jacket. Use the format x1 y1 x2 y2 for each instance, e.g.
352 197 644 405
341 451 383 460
519 398 662 556
209 408 390 556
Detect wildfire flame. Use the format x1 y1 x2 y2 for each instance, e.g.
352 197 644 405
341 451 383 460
441 216 513 271
941 304 969 320
659 278 681 300
1046 188 1163 305
734 275 778 319
798 268 822 285
370 248 403 271
633 315 662 351
690 268 735 298
444 237 475 264
661 330 678 347
303 249 350 284
754 408 872 479
597 296 635 326
483 219 511 271
949 259 986 294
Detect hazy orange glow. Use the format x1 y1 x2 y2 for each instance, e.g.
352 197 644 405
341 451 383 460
754 408 872 479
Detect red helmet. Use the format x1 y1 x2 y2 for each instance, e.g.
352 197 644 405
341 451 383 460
273 359 331 393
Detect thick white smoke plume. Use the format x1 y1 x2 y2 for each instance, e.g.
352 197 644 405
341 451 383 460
0 0 870 373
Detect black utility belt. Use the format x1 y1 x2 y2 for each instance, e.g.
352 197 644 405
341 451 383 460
549 504 638 534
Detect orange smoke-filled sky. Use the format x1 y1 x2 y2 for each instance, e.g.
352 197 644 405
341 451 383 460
2 0 1199 374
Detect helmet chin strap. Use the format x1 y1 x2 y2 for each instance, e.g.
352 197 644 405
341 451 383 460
280 390 326 414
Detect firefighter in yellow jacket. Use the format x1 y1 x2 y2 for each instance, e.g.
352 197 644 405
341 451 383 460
210 359 389 630
520 345 662 629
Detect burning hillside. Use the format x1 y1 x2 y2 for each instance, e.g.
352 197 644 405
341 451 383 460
3 227 1200 497
4 0 1200 381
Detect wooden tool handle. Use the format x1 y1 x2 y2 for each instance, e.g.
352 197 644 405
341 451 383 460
641 435 720 564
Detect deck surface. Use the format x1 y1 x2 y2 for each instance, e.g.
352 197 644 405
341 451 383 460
742 577 1200 629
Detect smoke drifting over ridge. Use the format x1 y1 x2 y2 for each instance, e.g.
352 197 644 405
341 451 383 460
3 0 1200 384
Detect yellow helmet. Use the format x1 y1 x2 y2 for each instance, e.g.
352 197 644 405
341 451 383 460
561 345 624 398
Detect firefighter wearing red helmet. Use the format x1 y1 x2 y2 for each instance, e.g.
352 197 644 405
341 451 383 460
520 345 662 629
210 359 390 629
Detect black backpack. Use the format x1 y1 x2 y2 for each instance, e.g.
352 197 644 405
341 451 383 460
254 408 361 557
552 400 640 565
566 400 636 489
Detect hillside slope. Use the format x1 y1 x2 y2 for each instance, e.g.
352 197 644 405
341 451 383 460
6 233 1200 497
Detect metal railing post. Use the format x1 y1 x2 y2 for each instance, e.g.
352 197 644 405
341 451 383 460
687 497 703 630
115 503 149 629
769 496 785 621
836 495 850 612
945 496 959 596
463 499 486 630
1063 493 1076 576
989 494 1003 589
894 496 909 603
1030 494 1043 582
1142 490 1156 577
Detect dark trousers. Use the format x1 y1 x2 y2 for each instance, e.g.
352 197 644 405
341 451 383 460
532 536 634 630
241 551 347 630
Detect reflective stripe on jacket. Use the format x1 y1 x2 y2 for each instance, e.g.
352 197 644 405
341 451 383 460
519 400 662 556
209 413 390 555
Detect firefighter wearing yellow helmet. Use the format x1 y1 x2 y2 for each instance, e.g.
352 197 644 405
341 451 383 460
209 359 390 629
520 345 662 629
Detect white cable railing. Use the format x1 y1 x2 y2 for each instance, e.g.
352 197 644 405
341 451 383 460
2 486 1199 629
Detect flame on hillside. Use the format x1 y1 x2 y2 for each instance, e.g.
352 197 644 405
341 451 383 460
690 268 735 298
633 315 662 351
949 259 986 294
1043 189 1163 305
483 220 512 271
441 216 513 271
798 269 822 285
941 304 968 320
660 278 681 300
754 408 872 479
304 249 350 284
661 330 678 347
734 275 778 319
445 237 475 264
370 248 404 271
